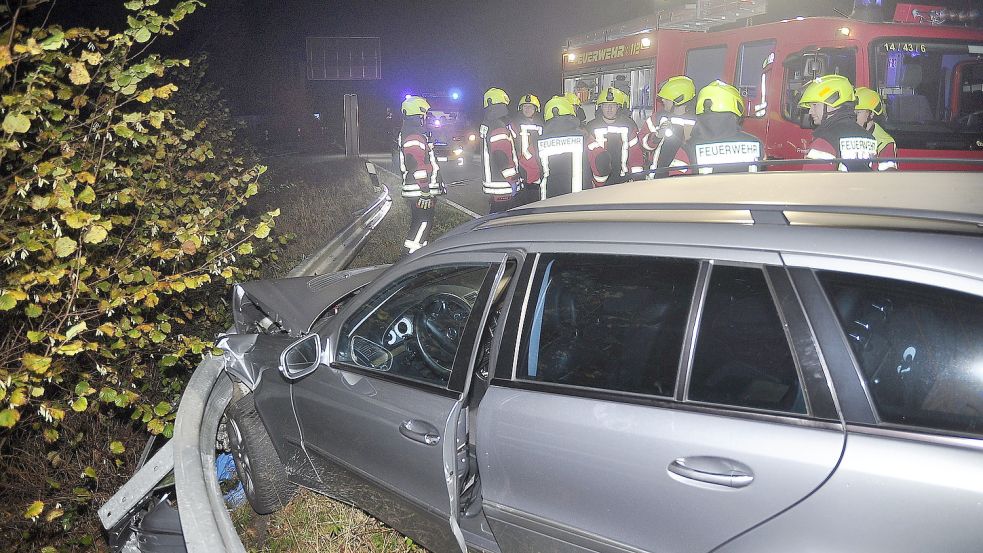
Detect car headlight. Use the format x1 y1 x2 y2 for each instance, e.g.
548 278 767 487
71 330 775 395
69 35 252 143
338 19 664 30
453 148 464 156
468 134 476 142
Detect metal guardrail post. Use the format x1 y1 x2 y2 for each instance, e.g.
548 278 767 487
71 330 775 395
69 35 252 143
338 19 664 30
344 94 360 158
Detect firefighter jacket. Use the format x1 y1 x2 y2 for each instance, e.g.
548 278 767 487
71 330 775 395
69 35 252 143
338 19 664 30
670 112 764 175
803 107 878 172
537 114 611 200
640 111 696 177
398 116 442 198
586 113 645 184
872 122 898 171
480 104 521 197
511 113 545 185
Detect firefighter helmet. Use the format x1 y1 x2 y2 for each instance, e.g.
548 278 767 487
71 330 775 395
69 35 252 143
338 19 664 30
401 96 431 117
798 74 856 108
657 76 696 105
854 87 884 115
543 96 576 122
518 94 541 111
597 86 628 107
483 87 510 108
696 80 745 116
563 92 582 106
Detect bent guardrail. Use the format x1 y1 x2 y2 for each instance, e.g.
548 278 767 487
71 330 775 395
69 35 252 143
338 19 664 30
99 161 392 552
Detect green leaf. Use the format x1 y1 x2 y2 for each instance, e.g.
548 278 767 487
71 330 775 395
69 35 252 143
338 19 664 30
0 409 20 428
237 242 253 255
74 380 92 396
27 331 46 343
149 329 166 343
123 0 144 10
71 397 88 412
110 441 126 454
40 30 66 50
160 354 178 367
83 225 108 244
147 418 165 434
54 237 78 257
26 304 43 318
77 186 96 204
253 222 271 239
23 353 52 374
0 294 16 311
134 27 152 43
82 466 97 479
99 387 118 403
2 113 31 134
153 401 171 417
65 321 87 340
23 500 44 519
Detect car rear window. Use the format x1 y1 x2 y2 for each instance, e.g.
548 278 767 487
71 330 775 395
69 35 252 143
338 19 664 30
517 254 699 397
820 271 983 436
688 265 806 414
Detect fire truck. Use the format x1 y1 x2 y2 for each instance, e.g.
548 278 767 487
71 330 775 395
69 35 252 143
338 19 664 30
561 0 983 169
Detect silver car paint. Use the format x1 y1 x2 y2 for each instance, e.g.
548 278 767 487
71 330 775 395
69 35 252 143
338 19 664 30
477 387 845 552
717 430 983 553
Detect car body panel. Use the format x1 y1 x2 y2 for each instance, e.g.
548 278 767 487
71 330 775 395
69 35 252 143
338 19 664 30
477 387 845 553
716 430 983 553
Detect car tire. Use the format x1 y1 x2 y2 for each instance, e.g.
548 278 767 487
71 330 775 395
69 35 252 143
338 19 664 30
225 391 296 514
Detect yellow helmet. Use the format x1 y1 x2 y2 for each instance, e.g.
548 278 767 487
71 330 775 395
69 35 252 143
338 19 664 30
696 80 745 116
657 76 696 104
597 86 628 107
854 87 884 115
563 92 582 106
483 87 510 108
401 96 431 117
543 96 576 122
798 74 856 108
518 94 541 111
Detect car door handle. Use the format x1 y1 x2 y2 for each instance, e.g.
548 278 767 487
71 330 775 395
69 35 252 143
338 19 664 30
668 456 754 489
399 419 441 446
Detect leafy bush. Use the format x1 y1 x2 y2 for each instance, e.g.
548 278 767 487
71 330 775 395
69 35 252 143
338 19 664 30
0 0 278 545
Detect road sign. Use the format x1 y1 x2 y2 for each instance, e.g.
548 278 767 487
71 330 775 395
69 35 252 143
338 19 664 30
307 37 382 81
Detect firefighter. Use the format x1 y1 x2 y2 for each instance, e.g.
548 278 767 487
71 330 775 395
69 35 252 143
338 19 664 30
480 87 521 214
587 86 645 184
537 96 610 200
564 92 588 128
669 80 764 175
398 96 443 254
511 94 545 206
798 74 878 172
855 87 898 171
640 76 697 178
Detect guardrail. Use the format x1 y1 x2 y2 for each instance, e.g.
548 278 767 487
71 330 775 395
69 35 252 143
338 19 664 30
99 161 392 552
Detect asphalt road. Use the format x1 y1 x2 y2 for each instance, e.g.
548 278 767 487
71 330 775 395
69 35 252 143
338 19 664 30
363 151 488 218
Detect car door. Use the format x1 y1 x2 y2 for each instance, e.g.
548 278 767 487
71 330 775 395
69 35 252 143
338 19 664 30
291 251 508 553
476 249 846 553
717 260 983 552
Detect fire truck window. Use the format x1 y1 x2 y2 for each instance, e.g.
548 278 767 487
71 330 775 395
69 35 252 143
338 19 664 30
686 45 728 91
629 66 654 126
871 40 983 141
782 48 857 121
736 40 776 117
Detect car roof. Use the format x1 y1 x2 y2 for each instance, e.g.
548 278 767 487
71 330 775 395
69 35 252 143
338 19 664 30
493 171 983 229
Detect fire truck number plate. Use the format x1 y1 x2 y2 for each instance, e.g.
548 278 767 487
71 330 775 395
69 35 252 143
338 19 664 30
882 42 928 53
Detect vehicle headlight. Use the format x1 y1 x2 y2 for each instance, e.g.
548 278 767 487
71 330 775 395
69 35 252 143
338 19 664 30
453 148 464 156
468 134 476 142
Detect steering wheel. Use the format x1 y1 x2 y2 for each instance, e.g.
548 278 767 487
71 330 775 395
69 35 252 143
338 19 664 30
414 293 472 375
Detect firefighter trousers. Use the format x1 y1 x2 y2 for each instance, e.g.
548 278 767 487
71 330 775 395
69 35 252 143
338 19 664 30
404 198 436 254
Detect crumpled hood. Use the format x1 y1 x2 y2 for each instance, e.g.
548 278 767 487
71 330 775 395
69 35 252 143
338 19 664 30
233 265 390 335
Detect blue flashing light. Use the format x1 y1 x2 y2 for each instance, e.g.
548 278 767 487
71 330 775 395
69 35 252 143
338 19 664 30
451 92 460 100
404 94 412 100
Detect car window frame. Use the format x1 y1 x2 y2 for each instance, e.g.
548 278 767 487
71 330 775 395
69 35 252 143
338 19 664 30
328 251 509 397
785 253 983 440
490 244 839 427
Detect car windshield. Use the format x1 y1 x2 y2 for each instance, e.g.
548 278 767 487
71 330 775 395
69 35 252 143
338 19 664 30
871 39 983 147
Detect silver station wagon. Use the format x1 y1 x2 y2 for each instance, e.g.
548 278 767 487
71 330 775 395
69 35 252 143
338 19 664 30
221 171 983 553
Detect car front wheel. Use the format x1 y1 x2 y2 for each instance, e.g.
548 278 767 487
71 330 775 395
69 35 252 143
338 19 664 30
225 391 296 514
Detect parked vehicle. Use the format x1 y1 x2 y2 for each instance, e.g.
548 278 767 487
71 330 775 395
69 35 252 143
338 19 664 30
221 170 983 553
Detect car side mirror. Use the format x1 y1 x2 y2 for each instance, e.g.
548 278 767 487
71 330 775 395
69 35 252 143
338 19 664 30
279 334 322 380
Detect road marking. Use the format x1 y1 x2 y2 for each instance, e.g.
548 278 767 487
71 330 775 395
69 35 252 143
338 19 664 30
440 198 481 219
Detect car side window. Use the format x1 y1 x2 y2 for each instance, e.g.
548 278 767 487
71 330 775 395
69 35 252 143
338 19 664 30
685 45 728 91
517 254 699 397
819 271 983 435
689 265 805 414
337 265 489 387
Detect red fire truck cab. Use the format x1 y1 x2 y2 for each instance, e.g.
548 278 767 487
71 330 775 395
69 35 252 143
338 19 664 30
562 2 983 170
